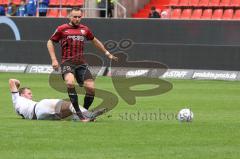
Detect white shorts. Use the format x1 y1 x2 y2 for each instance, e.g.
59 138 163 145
35 99 63 120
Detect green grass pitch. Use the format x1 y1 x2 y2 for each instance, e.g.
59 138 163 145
0 72 240 159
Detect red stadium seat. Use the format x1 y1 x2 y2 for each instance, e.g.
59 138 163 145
189 0 199 6
191 9 202 19
59 9 68 17
198 0 209 6
222 9 233 19
1 0 8 5
201 9 212 19
49 0 60 6
212 9 223 19
75 0 84 6
47 9 59 17
208 0 220 6
170 8 182 19
13 0 21 5
61 0 68 6
178 0 189 5
230 0 240 6
66 0 75 6
219 0 231 6
169 0 179 6
180 9 192 19
233 9 240 19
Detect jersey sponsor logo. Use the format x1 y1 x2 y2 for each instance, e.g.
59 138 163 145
67 35 84 41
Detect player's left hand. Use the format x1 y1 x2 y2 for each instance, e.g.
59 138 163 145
108 54 118 61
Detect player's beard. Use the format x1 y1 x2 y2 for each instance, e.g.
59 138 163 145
71 21 80 26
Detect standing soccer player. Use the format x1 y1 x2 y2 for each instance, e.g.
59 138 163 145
47 7 117 122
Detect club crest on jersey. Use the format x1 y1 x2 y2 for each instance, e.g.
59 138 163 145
80 29 86 35
67 35 85 41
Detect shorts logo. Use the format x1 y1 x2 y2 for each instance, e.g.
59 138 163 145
67 35 84 41
62 66 72 73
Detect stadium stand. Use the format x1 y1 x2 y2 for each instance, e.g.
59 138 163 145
47 8 58 17
198 0 209 6
212 8 223 19
201 9 213 19
132 0 170 18
132 0 240 20
49 0 60 6
169 0 179 6
48 0 83 8
178 0 189 6
171 8 181 18
61 0 67 6
0 0 84 17
59 8 68 17
208 0 220 6
46 0 84 17
191 8 203 19
231 0 240 6
189 0 200 6
219 0 231 6
12 0 21 5
233 9 240 19
67 0 76 6
180 8 192 19
222 9 234 19
0 0 8 5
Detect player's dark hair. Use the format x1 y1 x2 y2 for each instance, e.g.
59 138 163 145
19 87 31 95
71 7 82 12
151 6 156 10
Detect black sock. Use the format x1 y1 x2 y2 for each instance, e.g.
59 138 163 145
67 87 80 112
83 94 94 110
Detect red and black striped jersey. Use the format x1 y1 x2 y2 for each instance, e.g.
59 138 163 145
50 23 94 65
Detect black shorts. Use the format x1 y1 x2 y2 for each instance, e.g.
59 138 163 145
61 64 93 87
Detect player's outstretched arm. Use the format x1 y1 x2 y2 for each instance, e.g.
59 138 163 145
47 40 59 71
92 37 118 61
9 79 20 93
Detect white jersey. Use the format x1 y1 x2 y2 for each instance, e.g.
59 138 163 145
11 93 89 120
11 92 37 119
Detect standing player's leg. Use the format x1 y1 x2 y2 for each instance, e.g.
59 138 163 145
64 72 87 121
75 65 95 110
83 79 95 110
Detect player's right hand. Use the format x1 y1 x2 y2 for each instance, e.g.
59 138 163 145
52 59 59 71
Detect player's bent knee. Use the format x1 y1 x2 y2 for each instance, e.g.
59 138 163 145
85 83 95 95
64 73 75 83
65 79 75 88
84 80 94 87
